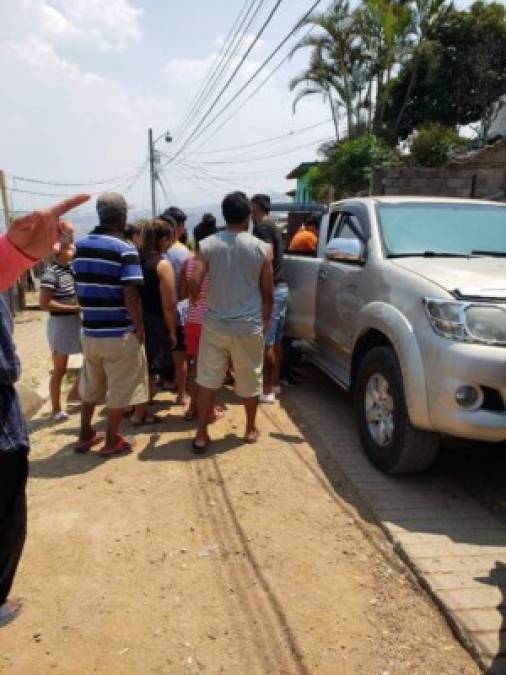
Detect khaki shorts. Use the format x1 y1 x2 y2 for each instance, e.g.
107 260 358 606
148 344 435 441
197 324 263 399
80 333 149 409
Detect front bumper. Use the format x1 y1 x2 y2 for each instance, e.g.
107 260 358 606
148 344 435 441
423 336 506 442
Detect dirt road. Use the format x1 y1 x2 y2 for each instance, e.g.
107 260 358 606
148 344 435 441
1 342 478 675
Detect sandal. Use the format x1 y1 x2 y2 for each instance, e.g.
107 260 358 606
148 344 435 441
130 414 160 427
244 428 260 444
99 434 133 458
74 431 105 454
192 435 210 455
0 599 23 627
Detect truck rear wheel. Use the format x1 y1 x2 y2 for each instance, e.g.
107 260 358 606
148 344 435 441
354 346 439 475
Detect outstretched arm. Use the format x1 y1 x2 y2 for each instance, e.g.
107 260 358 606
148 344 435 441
0 193 90 292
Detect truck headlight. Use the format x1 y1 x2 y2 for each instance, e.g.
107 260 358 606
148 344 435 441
424 300 467 340
425 299 506 345
465 305 506 344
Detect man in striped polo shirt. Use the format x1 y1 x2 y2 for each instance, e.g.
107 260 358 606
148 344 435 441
73 193 148 457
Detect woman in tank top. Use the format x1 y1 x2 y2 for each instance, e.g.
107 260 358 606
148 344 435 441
133 219 178 425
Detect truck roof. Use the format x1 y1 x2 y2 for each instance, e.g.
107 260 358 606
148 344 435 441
332 196 506 208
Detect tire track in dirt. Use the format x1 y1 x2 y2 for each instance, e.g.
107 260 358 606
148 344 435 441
189 450 310 674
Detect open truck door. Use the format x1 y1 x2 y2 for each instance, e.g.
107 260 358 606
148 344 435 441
270 202 328 340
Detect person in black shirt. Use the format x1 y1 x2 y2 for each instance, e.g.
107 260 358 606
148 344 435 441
251 194 289 405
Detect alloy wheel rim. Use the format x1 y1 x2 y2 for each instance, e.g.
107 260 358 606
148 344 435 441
365 373 395 447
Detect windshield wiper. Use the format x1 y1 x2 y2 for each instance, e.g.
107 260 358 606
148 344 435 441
387 251 470 259
471 250 506 257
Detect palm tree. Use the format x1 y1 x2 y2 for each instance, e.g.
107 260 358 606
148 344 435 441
290 0 359 139
392 0 452 137
354 0 413 133
289 48 342 140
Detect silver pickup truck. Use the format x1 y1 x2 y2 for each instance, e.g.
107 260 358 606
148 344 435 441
284 196 506 474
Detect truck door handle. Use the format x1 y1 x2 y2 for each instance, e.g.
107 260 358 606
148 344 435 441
319 270 328 280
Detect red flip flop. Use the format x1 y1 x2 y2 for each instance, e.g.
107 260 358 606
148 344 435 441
98 434 133 458
74 431 105 454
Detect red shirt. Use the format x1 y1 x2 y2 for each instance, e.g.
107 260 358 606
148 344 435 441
0 234 35 292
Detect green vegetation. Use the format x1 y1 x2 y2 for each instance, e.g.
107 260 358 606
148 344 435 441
290 0 506 195
408 124 466 167
308 135 398 199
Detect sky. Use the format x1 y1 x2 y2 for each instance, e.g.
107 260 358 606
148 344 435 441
0 0 478 219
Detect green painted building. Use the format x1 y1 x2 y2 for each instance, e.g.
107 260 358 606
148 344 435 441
286 162 318 204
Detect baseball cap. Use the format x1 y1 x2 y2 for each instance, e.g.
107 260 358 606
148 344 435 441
160 206 187 225
96 192 128 220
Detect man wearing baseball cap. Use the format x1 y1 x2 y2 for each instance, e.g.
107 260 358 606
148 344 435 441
72 192 149 457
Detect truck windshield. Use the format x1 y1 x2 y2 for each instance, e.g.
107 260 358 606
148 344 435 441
377 203 506 257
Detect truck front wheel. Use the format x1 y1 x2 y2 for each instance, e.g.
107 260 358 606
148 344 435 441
354 346 439 475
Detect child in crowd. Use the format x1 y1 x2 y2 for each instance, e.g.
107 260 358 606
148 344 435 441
179 214 223 422
39 243 81 421
179 256 208 420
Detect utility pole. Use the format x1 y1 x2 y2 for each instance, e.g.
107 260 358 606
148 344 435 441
148 128 157 218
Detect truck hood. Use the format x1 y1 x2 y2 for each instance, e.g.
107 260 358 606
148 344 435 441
390 257 506 300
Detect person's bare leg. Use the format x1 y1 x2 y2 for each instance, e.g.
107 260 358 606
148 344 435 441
263 345 275 396
195 386 215 447
50 352 68 414
243 396 259 441
132 402 148 422
148 375 157 401
173 352 187 405
79 401 96 442
186 358 198 417
273 342 283 389
66 373 81 405
105 408 125 448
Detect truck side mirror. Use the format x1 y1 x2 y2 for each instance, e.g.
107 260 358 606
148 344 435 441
325 238 365 263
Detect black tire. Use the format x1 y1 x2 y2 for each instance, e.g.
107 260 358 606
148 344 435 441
354 346 439 475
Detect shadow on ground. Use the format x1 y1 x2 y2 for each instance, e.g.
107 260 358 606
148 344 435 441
277 363 506 673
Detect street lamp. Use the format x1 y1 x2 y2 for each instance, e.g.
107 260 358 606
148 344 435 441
148 128 172 217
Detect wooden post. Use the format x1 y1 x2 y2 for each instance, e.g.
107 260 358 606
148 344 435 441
0 170 17 313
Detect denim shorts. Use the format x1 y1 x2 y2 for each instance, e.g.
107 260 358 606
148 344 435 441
265 283 289 347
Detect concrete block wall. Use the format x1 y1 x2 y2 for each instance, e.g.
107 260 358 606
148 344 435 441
372 165 506 199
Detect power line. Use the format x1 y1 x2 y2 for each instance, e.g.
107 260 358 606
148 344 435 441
197 135 331 164
168 0 324 163
4 163 148 200
196 118 333 155
11 164 145 188
171 0 285 161
186 27 313 157
173 0 261 142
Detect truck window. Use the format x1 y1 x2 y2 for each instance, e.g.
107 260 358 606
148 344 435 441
337 214 363 242
327 211 340 242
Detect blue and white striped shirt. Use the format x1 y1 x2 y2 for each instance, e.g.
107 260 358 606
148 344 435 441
73 231 144 338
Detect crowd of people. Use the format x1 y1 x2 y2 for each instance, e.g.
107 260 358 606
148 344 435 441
0 189 302 625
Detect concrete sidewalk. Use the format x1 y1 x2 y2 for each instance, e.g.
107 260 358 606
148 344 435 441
283 367 506 674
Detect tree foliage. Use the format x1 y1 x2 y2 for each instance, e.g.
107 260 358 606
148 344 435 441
291 0 506 144
384 1 506 139
408 124 466 166
308 135 398 199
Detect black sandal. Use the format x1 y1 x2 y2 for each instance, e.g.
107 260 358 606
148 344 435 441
192 435 209 455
